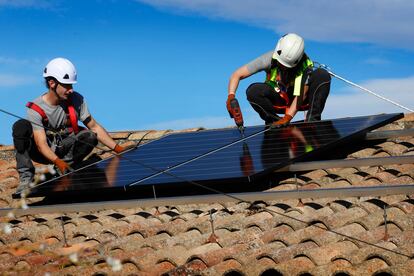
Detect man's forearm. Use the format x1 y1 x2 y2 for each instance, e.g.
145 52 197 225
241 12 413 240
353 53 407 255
37 142 59 163
286 96 298 118
228 74 240 95
92 124 117 150
228 65 251 95
33 130 59 163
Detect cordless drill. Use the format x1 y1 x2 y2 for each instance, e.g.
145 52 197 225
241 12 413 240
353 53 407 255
229 98 245 136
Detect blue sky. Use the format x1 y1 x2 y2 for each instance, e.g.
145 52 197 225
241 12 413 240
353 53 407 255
1 0 414 145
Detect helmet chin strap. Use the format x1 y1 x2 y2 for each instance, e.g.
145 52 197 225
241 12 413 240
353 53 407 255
52 82 65 102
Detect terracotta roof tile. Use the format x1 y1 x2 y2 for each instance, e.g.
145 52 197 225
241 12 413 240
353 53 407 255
308 257 353 276
403 148 414 156
0 159 14 171
255 240 319 264
107 131 133 140
379 259 414 276
254 255 315 275
348 147 378 159
202 258 243 275
244 256 277 275
306 240 359 266
170 127 205 134
354 258 390 275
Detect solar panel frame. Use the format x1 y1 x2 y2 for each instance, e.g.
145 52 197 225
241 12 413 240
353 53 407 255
23 113 403 200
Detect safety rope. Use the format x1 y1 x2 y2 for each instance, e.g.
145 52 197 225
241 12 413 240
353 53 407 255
314 62 414 113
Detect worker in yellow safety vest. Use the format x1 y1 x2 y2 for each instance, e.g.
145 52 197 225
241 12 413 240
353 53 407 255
227 33 331 127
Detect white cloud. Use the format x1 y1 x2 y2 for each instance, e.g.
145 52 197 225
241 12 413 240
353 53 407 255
0 57 43 87
135 0 414 49
324 75 414 119
363 58 391 65
0 56 43 66
0 74 35 87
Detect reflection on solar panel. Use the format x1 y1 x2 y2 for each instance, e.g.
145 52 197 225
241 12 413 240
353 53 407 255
25 113 403 200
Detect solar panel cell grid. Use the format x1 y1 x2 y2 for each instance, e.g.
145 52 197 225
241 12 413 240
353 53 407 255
25 113 403 199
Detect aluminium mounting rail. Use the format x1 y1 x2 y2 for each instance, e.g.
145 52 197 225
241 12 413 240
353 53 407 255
365 128 414 140
276 155 414 173
2 184 413 216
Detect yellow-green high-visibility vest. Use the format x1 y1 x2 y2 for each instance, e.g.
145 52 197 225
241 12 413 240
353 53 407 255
265 57 313 98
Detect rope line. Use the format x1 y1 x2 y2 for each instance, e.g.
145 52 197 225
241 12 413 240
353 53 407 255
314 63 414 113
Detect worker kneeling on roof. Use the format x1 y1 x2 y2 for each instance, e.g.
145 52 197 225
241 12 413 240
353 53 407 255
12 57 126 193
227 33 331 127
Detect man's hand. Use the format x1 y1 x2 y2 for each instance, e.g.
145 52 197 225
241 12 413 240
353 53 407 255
271 114 293 128
53 158 72 175
226 94 235 117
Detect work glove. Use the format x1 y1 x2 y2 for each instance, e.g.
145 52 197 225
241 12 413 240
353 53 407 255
271 114 293 128
53 158 72 175
226 94 235 118
113 144 126 154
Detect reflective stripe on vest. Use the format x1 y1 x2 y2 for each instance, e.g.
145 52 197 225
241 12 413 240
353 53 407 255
293 58 313 96
265 57 313 99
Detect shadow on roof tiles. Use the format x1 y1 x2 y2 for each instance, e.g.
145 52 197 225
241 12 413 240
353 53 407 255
259 268 283 276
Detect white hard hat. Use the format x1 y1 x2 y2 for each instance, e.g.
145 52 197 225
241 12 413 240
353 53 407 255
43 57 77 84
272 33 305 68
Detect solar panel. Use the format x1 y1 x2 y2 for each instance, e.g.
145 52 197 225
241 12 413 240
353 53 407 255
24 113 403 200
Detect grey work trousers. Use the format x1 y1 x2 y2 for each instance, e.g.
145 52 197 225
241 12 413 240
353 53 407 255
12 119 98 182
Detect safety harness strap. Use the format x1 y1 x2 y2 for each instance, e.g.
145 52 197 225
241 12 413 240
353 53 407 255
26 99 79 134
66 98 79 134
26 102 48 125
